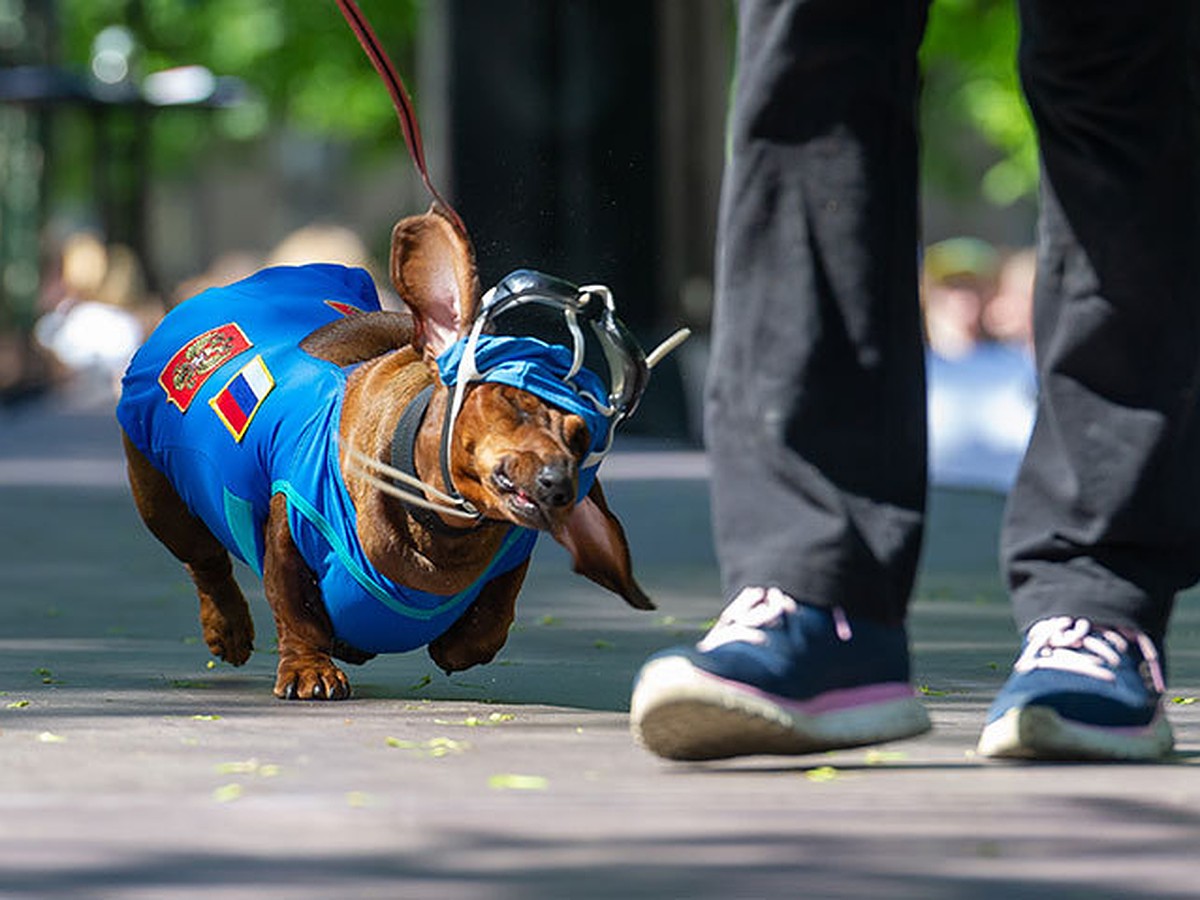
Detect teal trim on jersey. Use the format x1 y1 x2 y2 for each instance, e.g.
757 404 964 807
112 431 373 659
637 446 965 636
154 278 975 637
271 478 527 621
222 488 261 577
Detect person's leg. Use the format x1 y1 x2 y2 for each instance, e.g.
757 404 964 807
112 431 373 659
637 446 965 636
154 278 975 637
980 0 1200 760
631 0 932 761
707 0 930 626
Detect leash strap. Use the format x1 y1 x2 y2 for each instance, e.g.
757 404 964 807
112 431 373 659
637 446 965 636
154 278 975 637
334 0 466 234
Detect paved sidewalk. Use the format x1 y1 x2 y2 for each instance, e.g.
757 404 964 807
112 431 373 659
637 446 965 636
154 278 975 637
1 402 1198 899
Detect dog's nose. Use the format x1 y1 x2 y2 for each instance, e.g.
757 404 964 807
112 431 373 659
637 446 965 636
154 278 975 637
534 461 575 509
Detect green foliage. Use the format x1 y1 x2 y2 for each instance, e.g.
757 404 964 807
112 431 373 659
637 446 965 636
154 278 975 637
920 0 1038 206
50 1 1038 209
57 0 420 165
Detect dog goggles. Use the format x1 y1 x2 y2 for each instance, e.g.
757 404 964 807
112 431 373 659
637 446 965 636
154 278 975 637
347 272 689 523
476 270 651 426
442 271 689 468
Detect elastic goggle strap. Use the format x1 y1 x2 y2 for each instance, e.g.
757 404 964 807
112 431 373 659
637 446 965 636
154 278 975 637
439 314 489 502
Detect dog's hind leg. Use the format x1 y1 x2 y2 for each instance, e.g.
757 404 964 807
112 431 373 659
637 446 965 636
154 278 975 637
122 431 255 665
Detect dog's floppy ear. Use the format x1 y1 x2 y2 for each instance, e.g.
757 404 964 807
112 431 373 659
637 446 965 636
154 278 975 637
554 480 655 611
390 204 480 358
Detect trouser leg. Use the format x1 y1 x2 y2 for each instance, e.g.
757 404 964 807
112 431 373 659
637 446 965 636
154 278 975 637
1004 0 1200 644
707 0 931 625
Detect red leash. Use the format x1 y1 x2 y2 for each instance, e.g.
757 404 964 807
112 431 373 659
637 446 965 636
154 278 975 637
334 0 466 234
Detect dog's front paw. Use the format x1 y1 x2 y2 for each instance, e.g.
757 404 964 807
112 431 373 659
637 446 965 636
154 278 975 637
273 654 351 701
203 615 255 667
199 600 255 666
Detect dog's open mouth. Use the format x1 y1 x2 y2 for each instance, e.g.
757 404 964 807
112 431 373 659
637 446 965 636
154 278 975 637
491 470 552 529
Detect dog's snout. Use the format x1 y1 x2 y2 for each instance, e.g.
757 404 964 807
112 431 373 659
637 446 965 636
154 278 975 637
535 461 575 509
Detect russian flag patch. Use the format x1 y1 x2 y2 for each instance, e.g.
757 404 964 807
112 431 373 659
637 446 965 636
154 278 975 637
209 355 275 442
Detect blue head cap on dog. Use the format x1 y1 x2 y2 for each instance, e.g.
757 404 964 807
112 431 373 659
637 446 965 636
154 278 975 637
436 269 653 500
437 337 611 460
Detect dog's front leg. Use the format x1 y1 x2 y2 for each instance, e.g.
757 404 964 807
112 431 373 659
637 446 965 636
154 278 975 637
263 494 350 700
428 560 529 673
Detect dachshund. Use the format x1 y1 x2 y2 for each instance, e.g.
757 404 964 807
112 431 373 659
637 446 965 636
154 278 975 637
116 206 658 700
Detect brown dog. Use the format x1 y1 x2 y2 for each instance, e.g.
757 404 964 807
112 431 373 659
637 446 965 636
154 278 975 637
118 206 653 700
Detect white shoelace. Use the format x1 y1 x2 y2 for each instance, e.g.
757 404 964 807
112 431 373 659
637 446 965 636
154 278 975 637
696 587 853 652
1015 616 1165 693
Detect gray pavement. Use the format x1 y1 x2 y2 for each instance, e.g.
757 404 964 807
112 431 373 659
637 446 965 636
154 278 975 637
1 400 1199 899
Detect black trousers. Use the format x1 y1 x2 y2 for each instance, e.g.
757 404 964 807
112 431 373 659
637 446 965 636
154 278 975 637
707 0 1200 644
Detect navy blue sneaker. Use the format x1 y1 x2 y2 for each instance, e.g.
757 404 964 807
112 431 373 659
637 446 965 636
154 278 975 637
629 587 931 761
977 616 1174 761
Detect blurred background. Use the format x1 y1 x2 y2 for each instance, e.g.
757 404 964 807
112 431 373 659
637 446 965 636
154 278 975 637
0 0 1040 477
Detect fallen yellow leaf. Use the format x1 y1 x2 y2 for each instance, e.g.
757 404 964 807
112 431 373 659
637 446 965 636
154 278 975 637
804 766 839 783
385 736 469 757
212 783 243 803
488 773 548 791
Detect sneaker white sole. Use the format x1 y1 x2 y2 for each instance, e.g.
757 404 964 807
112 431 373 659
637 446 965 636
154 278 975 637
976 705 1175 761
630 655 932 761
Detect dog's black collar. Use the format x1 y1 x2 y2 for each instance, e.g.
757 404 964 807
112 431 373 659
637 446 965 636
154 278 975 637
389 385 479 534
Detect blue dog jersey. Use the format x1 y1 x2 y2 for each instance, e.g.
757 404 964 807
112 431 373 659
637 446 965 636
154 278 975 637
117 263 537 654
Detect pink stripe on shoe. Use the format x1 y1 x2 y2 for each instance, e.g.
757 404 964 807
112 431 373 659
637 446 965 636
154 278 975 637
695 668 916 715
